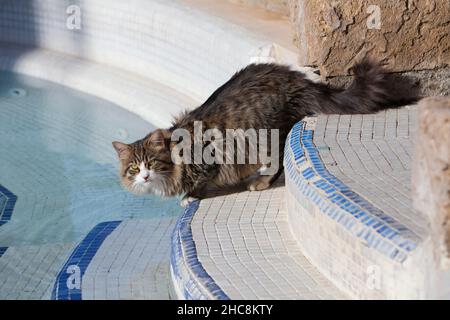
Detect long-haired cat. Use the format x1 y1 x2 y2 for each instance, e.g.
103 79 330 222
113 59 416 206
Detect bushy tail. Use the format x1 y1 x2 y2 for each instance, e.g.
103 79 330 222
303 59 418 116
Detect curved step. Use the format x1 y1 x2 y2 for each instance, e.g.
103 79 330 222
0 45 198 128
170 181 349 300
0 0 313 106
284 111 448 299
170 107 449 300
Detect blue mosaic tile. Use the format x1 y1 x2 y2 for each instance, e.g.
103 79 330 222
0 184 17 226
170 200 230 300
284 121 419 263
51 220 122 300
0 247 7 258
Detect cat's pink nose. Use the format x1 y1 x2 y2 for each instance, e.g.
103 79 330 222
143 174 150 181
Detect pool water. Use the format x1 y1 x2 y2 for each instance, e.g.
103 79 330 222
0 71 180 299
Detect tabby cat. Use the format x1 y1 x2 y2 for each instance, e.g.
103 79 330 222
113 59 414 206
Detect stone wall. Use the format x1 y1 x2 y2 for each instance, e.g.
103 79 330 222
287 0 450 77
412 97 450 270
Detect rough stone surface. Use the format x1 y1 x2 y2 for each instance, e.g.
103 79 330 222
288 0 450 77
227 0 290 15
412 97 450 269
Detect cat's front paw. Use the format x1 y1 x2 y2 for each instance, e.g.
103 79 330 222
180 196 198 207
247 179 271 192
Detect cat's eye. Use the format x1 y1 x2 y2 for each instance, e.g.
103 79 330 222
128 164 140 174
148 159 156 167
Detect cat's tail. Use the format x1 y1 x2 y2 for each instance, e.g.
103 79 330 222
301 59 418 116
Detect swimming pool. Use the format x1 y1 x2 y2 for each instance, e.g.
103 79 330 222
0 71 181 299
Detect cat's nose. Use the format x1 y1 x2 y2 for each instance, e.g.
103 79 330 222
142 174 150 181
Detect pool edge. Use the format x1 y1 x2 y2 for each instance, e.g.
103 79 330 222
170 200 230 300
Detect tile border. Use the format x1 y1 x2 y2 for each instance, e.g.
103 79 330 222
51 221 122 300
285 121 419 263
170 200 230 300
0 184 17 227
0 247 7 258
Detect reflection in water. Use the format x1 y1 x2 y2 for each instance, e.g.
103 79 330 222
0 71 180 246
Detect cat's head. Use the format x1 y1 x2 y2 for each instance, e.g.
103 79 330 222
112 129 176 196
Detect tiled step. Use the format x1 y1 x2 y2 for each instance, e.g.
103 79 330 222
0 0 317 111
0 45 198 128
171 181 349 300
284 112 449 299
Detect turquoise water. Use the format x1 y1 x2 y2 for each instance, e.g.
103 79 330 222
0 71 180 247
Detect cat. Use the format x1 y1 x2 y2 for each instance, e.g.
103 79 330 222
113 59 416 206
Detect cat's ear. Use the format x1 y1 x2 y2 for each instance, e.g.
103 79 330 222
112 141 131 160
145 129 170 149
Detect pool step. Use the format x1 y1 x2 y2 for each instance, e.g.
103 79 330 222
0 44 198 128
0 0 318 128
171 182 349 300
284 114 449 299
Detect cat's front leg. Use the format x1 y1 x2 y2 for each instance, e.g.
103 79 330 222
247 166 283 191
180 187 207 207
247 146 285 191
179 169 217 207
180 194 200 207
